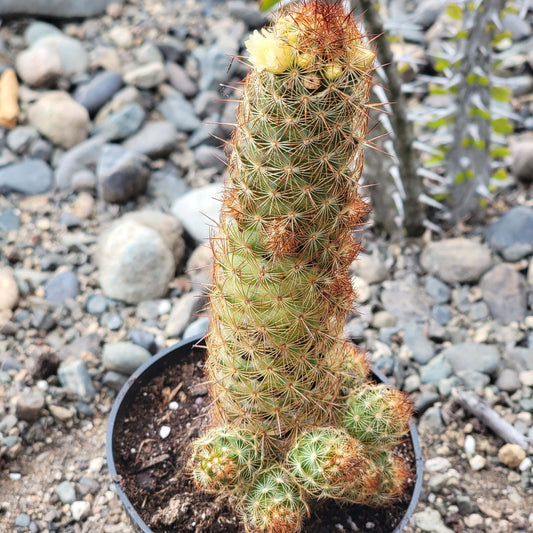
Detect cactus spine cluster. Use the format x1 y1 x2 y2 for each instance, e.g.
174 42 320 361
189 2 413 531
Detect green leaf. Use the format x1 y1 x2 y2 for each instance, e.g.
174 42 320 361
491 86 512 102
455 170 475 184
426 153 446 165
491 31 512 46
259 0 281 11
446 4 463 19
470 108 491 120
429 85 448 96
427 117 448 129
490 147 511 158
454 30 469 40
491 117 513 135
492 168 508 180
433 193 450 201
434 57 450 72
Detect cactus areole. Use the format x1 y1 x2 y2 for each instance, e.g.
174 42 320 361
190 2 413 531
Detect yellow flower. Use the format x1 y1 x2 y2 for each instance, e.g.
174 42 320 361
245 29 294 74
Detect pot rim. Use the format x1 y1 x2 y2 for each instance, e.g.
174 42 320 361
106 334 423 533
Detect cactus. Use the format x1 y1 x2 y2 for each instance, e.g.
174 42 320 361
189 2 413 531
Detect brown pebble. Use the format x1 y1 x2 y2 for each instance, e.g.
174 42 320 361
498 443 526 468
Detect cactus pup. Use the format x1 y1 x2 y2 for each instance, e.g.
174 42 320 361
189 1 413 531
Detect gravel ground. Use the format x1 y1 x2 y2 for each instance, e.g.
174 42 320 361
1 0 533 532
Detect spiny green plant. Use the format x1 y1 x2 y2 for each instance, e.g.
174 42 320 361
189 2 413 531
422 0 517 221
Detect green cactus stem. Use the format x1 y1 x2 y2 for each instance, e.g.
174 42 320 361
343 383 413 448
189 2 413 531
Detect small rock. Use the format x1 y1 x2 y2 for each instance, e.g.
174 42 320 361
498 443 526 468
15 514 31 528
371 311 397 329
351 254 388 284
97 144 150 203
0 268 19 311
0 0 117 20
413 508 454 533
424 276 451 304
171 183 223 243
480 264 527 325
57 358 95 399
130 329 156 353
120 210 185 265
0 159 53 195
403 323 434 364
102 342 151 375
77 476 101 496
425 456 452 473
415 391 439 413
464 514 484 529
420 355 452 384
508 347 533 371
421 238 492 283
93 102 145 141
6 126 40 154
183 317 209 340
432 305 452 326
29 91 89 149
15 390 45 421
166 62 197 97
496 368 521 392
159 425 171 439
56 136 107 190
0 208 20 231
31 34 88 78
352 276 371 303
519 370 533 387
133 41 162 65
443 342 499 375
403 374 421 393
420 405 443 432
49 404 75 422
108 26 133 48
157 95 201 132
102 370 128 391
74 71 123 115
512 141 533 183
97 220 175 303
71 500 90 522
485 206 533 259
15 46 62 87
165 291 205 337
380 277 430 324
194 145 227 171
464 434 476 457
123 120 177 159
469 454 486 471
44 271 80 304
24 21 62 46
55 480 76 504
124 62 166 89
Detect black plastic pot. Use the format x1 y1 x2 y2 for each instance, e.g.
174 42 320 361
107 334 423 533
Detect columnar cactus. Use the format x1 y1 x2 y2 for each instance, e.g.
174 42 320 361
189 2 413 531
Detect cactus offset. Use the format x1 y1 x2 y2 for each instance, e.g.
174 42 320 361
189 2 413 531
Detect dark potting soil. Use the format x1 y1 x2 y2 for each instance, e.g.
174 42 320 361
113 347 416 533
